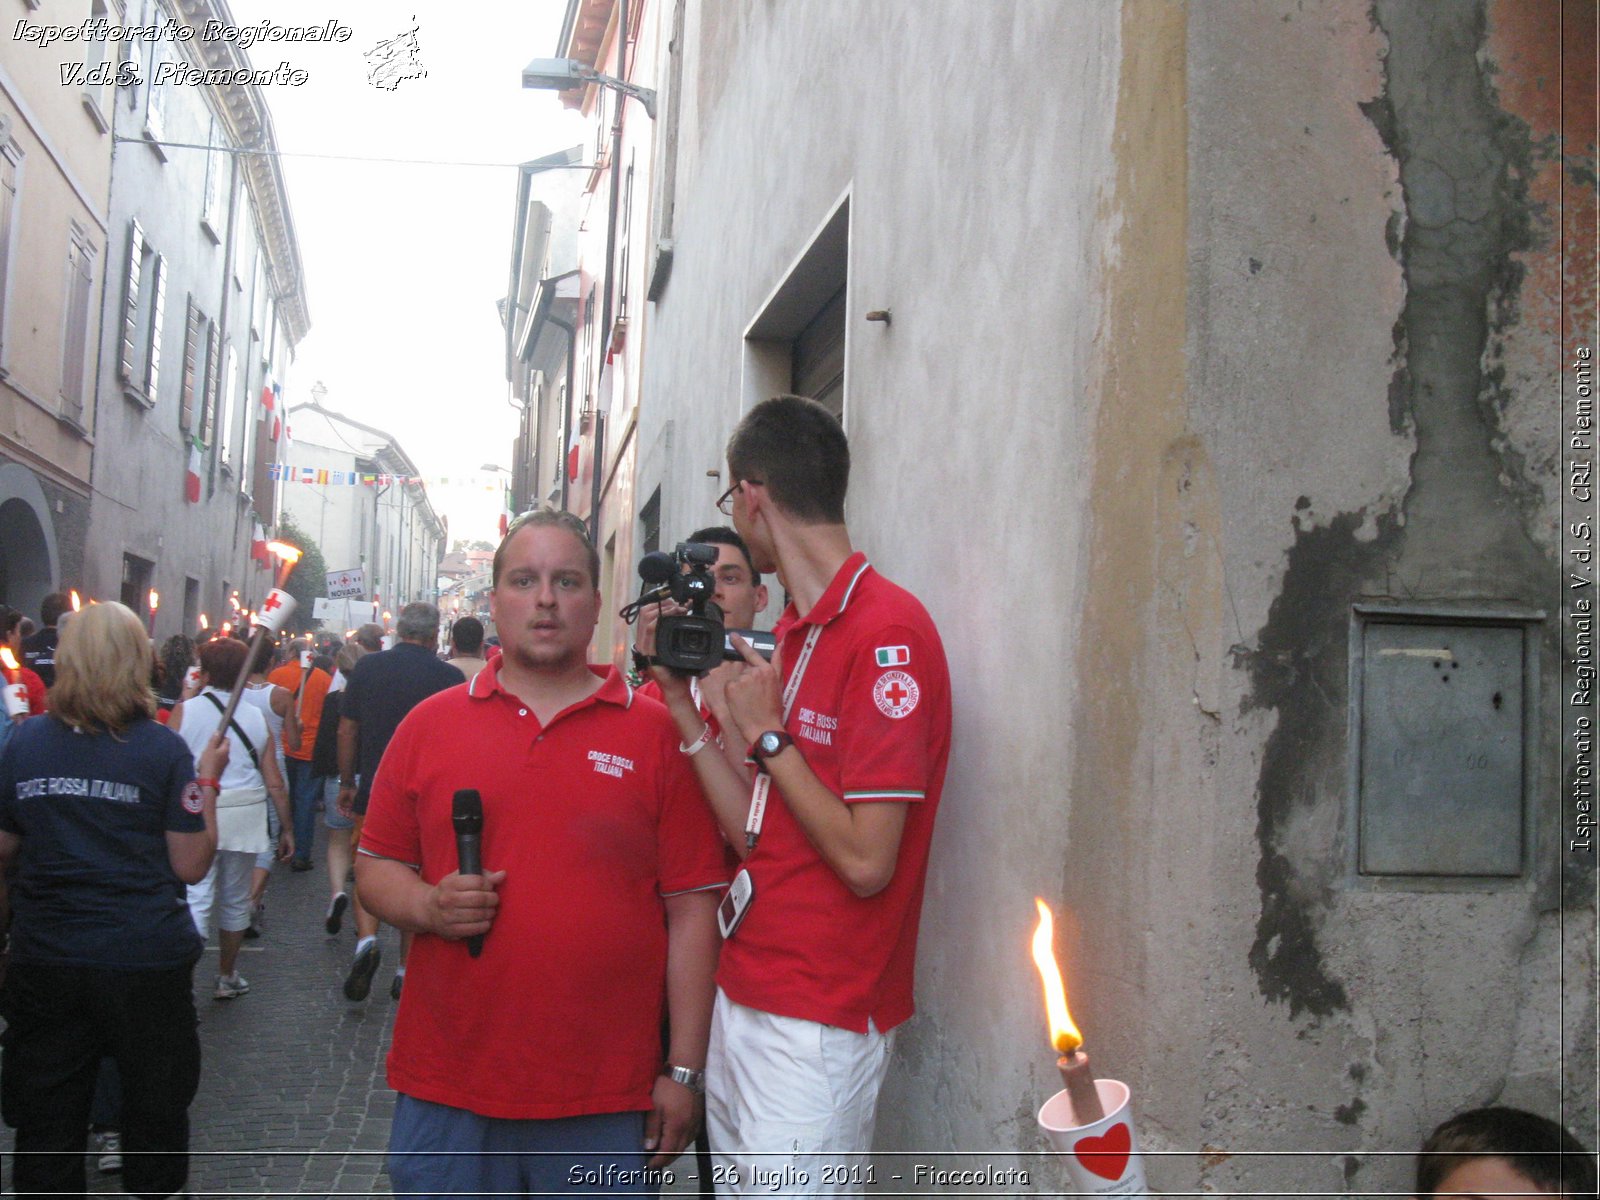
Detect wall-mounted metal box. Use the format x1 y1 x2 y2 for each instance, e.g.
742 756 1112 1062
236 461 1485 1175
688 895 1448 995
1348 606 1542 882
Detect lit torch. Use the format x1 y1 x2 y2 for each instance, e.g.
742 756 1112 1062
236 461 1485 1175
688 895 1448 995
1032 898 1148 1196
147 588 160 636
1032 899 1104 1124
0 647 27 719
211 541 302 741
69 590 82 613
199 613 210 634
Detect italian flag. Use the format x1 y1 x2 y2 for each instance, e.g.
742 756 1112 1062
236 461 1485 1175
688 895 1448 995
184 438 202 503
875 645 910 667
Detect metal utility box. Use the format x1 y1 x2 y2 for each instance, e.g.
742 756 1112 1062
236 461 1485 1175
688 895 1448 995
1348 607 1541 881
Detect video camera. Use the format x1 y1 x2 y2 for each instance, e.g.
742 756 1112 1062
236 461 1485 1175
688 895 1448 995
623 541 776 675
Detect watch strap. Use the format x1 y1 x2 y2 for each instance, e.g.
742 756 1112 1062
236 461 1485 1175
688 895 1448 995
665 1064 705 1094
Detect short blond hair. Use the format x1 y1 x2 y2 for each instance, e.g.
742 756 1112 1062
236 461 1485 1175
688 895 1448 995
50 602 157 734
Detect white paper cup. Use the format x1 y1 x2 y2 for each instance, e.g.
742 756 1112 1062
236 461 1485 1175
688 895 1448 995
251 589 296 634
3 681 28 718
1038 1079 1149 1196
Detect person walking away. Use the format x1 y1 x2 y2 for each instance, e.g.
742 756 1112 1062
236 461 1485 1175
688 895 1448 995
0 601 227 1198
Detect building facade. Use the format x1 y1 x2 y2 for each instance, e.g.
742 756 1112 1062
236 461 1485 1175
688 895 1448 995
80 0 308 638
0 0 120 619
279 393 446 624
528 0 1594 1193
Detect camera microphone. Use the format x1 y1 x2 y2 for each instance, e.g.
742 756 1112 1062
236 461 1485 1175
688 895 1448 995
638 551 676 584
451 789 486 958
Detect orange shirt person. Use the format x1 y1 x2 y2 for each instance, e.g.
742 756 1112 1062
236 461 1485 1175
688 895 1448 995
268 639 331 871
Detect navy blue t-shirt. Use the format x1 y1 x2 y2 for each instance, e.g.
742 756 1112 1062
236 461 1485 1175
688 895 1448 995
0 715 206 969
343 642 463 811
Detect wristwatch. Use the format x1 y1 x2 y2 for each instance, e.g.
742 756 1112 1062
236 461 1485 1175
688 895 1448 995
750 730 794 770
665 1064 705 1094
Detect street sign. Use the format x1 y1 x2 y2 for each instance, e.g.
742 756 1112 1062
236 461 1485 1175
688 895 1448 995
326 567 366 600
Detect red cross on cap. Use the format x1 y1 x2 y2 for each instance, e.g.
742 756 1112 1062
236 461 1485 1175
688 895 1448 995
262 592 284 613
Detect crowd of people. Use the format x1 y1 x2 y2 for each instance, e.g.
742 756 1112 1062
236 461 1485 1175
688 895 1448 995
0 395 1592 1200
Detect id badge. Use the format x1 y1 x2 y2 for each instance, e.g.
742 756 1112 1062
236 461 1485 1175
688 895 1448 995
718 868 755 939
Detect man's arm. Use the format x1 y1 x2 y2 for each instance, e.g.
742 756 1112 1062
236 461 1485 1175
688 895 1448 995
353 854 505 939
336 715 358 817
646 888 720 1167
722 637 908 897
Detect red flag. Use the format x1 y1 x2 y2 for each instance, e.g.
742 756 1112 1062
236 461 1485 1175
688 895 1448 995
251 521 270 568
184 438 202 503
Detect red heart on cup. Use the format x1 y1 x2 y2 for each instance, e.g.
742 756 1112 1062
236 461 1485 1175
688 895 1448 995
1074 1121 1131 1181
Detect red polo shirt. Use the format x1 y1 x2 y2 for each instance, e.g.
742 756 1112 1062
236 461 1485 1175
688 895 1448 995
360 661 728 1120
718 552 952 1034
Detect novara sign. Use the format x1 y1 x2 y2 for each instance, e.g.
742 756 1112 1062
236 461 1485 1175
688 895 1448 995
326 568 367 600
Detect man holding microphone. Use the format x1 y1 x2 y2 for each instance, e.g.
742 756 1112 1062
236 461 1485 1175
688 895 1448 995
355 508 726 1198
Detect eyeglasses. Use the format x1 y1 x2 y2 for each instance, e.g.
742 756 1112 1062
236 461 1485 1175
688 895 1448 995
715 478 762 516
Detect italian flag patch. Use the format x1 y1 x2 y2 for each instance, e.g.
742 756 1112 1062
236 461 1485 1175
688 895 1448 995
875 645 910 667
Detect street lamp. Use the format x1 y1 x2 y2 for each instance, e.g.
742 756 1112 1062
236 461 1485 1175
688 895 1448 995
521 57 657 119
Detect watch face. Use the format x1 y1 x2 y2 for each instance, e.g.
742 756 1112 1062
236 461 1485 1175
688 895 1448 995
759 732 783 755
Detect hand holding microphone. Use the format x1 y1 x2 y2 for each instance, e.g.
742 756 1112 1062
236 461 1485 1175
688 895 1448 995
451 789 493 957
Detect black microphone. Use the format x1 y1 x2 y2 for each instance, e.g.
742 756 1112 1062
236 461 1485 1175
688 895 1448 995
451 789 486 958
638 551 675 584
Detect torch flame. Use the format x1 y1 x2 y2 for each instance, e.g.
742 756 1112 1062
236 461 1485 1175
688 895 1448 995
0 647 18 672
199 614 210 630
69 590 82 612
1031 898 1084 1054
266 541 302 565
148 589 159 612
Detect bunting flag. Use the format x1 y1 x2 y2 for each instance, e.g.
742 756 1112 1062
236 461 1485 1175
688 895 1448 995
184 438 202 503
265 461 508 489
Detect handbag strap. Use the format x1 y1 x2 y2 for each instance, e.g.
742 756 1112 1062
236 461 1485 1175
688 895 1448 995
201 692 263 775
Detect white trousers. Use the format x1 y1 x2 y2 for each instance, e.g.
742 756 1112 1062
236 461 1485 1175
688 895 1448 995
705 989 894 1198
186 848 256 936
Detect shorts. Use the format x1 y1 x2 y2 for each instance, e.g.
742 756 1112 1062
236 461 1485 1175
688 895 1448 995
323 777 354 830
387 1093 656 1199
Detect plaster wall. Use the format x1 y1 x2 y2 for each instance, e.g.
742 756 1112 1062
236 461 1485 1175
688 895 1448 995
638 0 1588 1193
638 0 1122 1160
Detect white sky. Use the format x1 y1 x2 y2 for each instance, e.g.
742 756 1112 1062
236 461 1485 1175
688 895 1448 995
223 0 587 546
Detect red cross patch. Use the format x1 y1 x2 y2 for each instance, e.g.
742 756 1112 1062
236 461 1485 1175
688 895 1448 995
181 781 205 815
872 670 920 719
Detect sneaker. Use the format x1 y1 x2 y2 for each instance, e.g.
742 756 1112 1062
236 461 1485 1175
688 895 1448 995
214 972 250 1000
325 891 349 936
91 1129 122 1174
291 858 314 872
243 900 265 939
389 971 404 1001
343 941 381 1001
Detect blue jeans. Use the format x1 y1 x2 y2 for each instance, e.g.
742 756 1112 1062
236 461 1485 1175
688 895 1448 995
284 757 322 865
388 1094 658 1198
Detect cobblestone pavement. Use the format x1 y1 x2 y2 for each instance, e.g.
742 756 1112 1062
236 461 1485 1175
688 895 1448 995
2 853 407 1198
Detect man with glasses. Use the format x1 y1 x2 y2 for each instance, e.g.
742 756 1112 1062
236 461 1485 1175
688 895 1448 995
643 395 952 1196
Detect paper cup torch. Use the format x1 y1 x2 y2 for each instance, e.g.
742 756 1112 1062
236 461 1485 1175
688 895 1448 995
1032 899 1149 1197
251 589 296 634
1 648 28 718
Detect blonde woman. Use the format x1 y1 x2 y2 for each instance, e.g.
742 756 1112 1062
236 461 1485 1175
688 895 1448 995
0 601 227 1199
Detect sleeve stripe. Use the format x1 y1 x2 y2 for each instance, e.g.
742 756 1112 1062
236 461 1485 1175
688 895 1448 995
844 789 925 801
660 880 730 897
355 846 422 870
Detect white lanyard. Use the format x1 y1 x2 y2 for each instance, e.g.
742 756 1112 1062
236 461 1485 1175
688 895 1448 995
743 624 823 849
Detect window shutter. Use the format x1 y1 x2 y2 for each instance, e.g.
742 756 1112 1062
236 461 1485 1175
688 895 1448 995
119 218 142 381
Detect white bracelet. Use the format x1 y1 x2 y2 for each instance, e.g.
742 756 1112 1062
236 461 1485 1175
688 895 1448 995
679 725 714 756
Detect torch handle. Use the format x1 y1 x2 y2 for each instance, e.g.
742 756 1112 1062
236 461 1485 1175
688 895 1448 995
211 627 269 744
1058 1051 1106 1125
